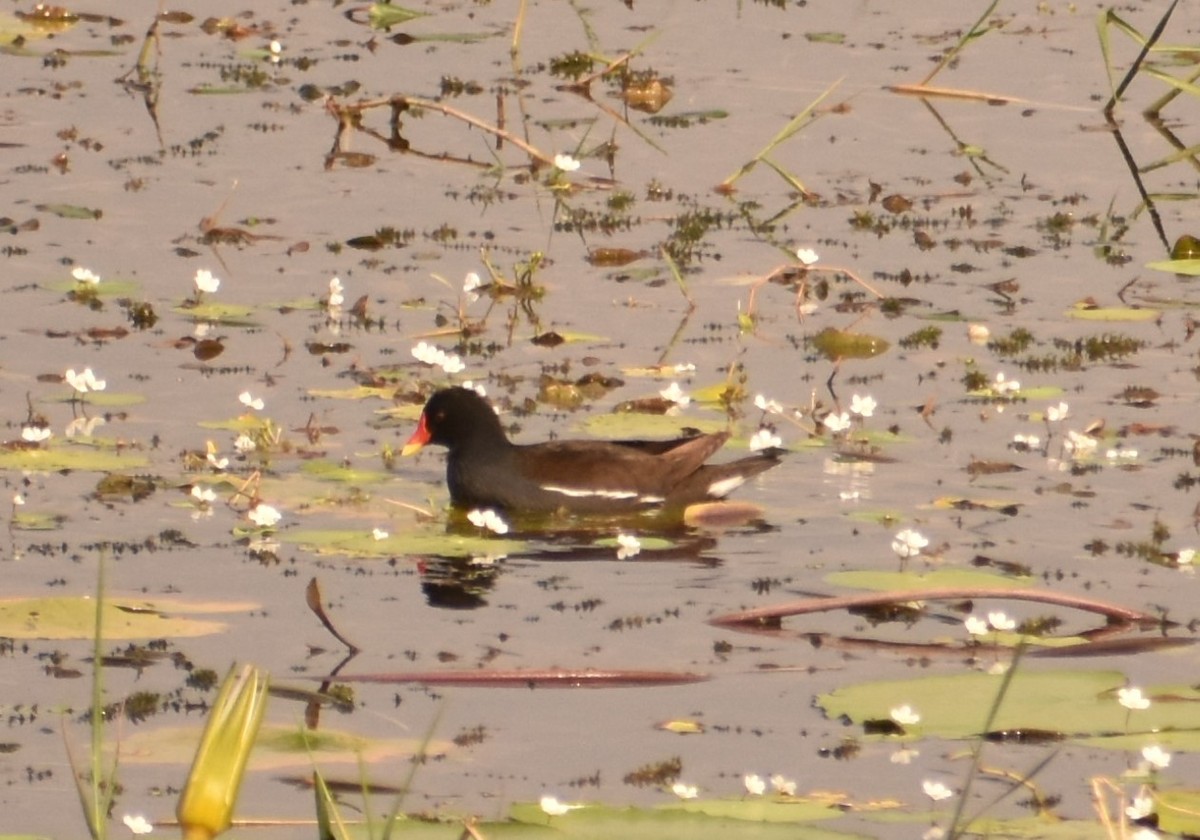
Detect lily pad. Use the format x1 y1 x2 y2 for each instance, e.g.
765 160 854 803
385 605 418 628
0 444 150 472
0 596 228 640
819 670 1200 744
825 568 1032 591
811 328 890 360
1146 258 1200 276
1065 305 1159 322
580 412 726 439
117 722 452 769
282 528 528 559
300 459 392 484
172 301 258 325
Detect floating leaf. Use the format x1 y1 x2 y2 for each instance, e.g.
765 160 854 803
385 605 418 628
1158 789 1200 836
282 528 528 559
0 444 150 472
811 328 890 360
0 596 226 639
366 3 428 30
299 460 391 485
35 203 101 220
825 568 1032 591
820 670 1200 744
117 723 451 769
580 412 725 440
1146 258 1200 276
1066 304 1159 321
804 31 847 44
172 301 257 325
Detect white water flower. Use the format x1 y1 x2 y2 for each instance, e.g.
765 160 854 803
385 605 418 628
743 774 766 796
750 428 782 451
890 705 920 726
191 485 216 505
824 412 851 433
553 153 581 172
964 615 990 636
616 532 641 560
987 611 1016 631
539 795 581 816
21 426 51 443
769 774 796 796
268 39 283 63
248 504 281 528
72 266 101 285
122 814 154 835
659 381 690 406
671 782 699 800
922 780 953 802
238 391 265 411
849 394 876 418
66 416 105 438
992 371 1020 395
1063 429 1098 458
891 528 929 559
372 527 389 541
65 367 106 394
462 380 487 397
1046 402 1068 423
1126 791 1154 821
233 434 256 454
194 268 220 294
467 508 509 535
754 394 782 414
967 323 990 344
12 494 24 506
1118 687 1151 711
412 341 466 375
327 276 344 307
1142 745 1170 769
795 247 819 266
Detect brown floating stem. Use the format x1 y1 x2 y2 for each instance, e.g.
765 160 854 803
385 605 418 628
710 587 1159 628
313 668 709 688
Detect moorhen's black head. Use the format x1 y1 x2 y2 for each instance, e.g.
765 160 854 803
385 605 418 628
403 387 506 454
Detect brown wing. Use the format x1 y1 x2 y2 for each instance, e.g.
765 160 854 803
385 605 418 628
514 433 730 499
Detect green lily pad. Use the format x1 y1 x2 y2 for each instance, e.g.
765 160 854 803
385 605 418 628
172 301 258 325
819 670 1200 743
308 386 399 401
1146 258 1200 276
508 800 853 838
35 203 101 220
1157 789 1200 836
1065 306 1159 322
283 528 527 559
0 596 227 639
11 510 65 530
367 3 429 30
811 328 890 360
825 568 1032 591
0 444 150 472
300 459 392 484
580 413 726 439
117 722 452 770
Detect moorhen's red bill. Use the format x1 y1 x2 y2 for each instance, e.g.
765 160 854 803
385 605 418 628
402 387 782 515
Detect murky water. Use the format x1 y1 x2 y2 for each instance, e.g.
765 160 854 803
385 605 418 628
2 0 1199 836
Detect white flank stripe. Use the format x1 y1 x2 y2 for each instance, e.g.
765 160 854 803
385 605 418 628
542 485 638 500
706 475 746 498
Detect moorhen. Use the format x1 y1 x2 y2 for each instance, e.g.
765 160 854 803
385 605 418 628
402 387 782 516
